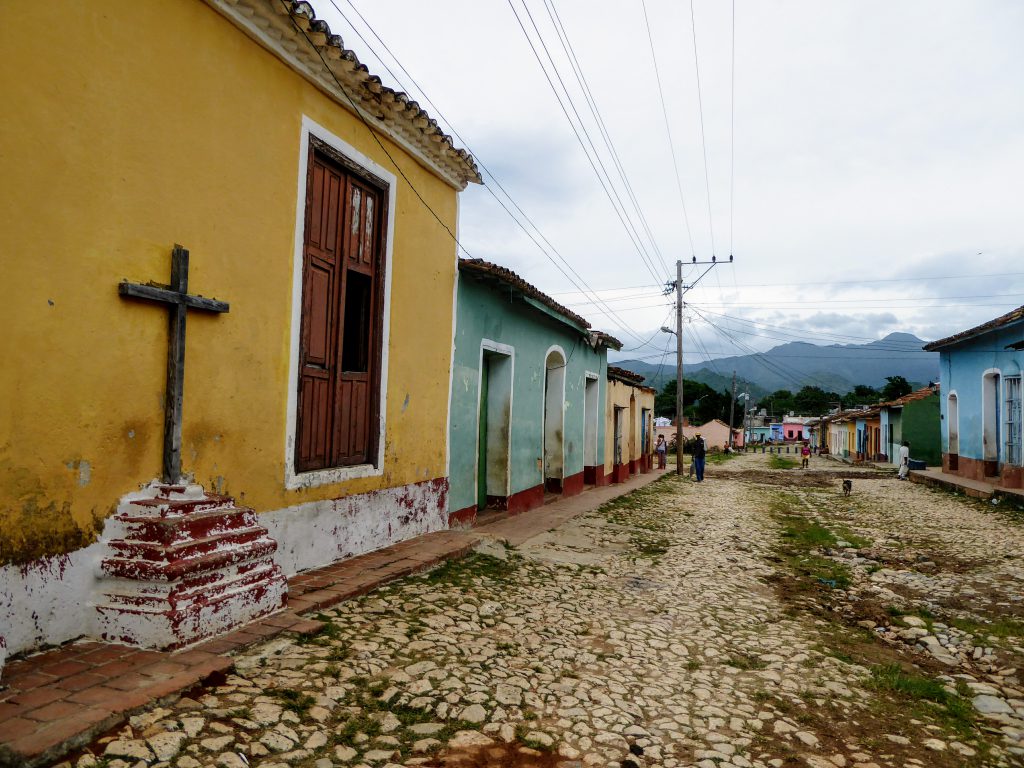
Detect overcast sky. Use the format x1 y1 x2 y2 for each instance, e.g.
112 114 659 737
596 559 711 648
309 0 1024 364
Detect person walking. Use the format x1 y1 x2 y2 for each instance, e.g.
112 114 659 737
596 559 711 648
693 432 707 482
655 434 667 469
800 442 811 469
897 441 910 480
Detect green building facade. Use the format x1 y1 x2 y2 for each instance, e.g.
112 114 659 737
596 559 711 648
447 259 617 525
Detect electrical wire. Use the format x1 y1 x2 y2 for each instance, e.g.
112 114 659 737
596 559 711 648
554 271 1024 294
544 0 672 278
639 0 696 257
689 0 716 257
327 0 655 346
281 1 468 255
618 307 676 352
729 0 736 260
505 0 667 285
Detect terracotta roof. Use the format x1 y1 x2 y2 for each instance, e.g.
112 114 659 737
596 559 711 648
590 331 623 351
207 0 481 189
923 304 1024 351
824 406 880 423
879 384 939 408
459 259 591 331
607 366 645 385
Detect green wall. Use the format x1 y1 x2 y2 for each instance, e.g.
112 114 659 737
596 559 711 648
903 394 941 467
448 275 607 515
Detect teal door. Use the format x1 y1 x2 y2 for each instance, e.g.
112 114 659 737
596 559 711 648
477 356 489 510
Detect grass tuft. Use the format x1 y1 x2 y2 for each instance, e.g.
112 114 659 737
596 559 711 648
769 455 800 470
267 687 316 717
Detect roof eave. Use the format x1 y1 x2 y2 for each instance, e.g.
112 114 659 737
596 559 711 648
205 0 482 190
924 306 1024 351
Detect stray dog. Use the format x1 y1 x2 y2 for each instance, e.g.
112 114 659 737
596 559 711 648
842 479 853 497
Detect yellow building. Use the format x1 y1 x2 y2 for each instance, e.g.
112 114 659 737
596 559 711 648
0 0 479 661
605 368 657 483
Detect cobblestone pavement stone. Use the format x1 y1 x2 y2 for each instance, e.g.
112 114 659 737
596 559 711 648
53 453 1024 768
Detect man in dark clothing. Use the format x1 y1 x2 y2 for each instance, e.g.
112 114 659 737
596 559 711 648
693 432 707 482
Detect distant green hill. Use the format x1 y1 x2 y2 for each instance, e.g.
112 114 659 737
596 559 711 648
612 361 767 401
612 332 937 397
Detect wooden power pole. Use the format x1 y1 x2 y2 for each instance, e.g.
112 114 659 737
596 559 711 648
728 371 737 447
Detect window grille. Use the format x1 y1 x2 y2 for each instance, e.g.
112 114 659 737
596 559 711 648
1007 376 1022 466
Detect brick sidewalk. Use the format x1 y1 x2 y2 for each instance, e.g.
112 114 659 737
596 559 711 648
0 531 478 767
0 471 664 767
910 467 1024 502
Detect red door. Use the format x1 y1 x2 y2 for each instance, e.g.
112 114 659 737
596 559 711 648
296 148 384 472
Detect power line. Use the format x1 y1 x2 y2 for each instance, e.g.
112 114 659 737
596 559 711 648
504 0 667 285
695 307 935 347
639 0 696 257
729 0 736 259
544 0 672 278
689 0 716 257
692 306 836 391
551 271 1024 295
688 290 1024 307
325 0 655 345
619 307 675 352
281 1 470 257
688 309 937 354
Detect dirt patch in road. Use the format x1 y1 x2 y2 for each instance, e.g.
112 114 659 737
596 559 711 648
760 488 1002 765
421 742 567 767
716 469 889 488
861 546 990 574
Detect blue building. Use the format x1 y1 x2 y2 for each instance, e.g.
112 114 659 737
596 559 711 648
924 306 1024 489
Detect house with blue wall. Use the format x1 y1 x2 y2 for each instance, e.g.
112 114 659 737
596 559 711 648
924 305 1023 489
448 259 619 525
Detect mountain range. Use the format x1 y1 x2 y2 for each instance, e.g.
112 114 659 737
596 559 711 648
613 332 938 396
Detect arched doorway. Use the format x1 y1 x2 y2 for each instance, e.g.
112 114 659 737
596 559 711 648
628 394 637 474
543 348 566 493
947 392 959 471
982 371 1001 476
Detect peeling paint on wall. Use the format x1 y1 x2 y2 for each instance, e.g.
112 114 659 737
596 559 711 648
0 540 105 657
0 459 106 566
263 477 449 576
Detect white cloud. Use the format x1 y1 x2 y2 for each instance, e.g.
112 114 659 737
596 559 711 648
310 0 1024 355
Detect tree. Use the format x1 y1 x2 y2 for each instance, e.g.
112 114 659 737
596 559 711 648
851 384 880 403
655 379 732 423
766 390 795 418
654 379 677 418
881 375 913 400
794 386 830 416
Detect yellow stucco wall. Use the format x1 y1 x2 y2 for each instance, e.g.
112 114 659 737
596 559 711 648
604 379 655 471
0 1 459 563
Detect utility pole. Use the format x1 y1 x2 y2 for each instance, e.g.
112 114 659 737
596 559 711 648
661 256 734 476
743 394 750 448
728 371 737 447
675 259 684 476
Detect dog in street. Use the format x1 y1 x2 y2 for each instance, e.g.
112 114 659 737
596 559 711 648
842 479 852 496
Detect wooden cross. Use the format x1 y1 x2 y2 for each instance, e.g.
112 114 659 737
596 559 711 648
119 245 230 484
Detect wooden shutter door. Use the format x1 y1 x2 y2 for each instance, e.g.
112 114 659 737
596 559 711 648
296 154 344 472
333 178 381 466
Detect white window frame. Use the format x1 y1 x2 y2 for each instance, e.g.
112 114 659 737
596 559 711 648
284 116 397 490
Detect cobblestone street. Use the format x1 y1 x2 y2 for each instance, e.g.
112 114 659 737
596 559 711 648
60 453 1024 768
